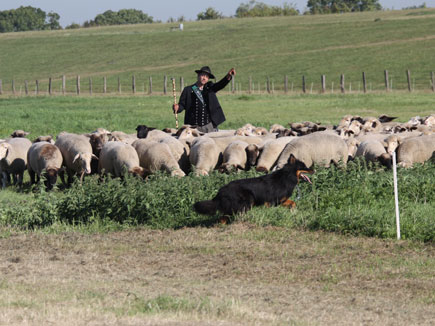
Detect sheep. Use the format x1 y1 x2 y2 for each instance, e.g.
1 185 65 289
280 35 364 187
397 135 435 168
423 114 435 128
98 141 146 178
355 140 391 168
245 143 261 168
33 135 55 144
10 130 30 138
176 125 203 140
274 133 348 170
219 140 250 173
269 124 286 134
132 139 185 177
362 117 382 133
345 137 360 160
109 131 138 145
158 136 190 174
256 136 295 173
189 137 220 176
0 137 32 188
382 135 403 154
235 123 255 136
55 133 97 184
27 142 63 190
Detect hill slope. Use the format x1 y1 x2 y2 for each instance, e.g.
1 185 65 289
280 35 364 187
1 8 435 92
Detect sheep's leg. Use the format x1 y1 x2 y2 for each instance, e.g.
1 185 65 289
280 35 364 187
17 172 24 188
1 172 9 189
12 174 18 186
29 170 36 185
59 169 66 186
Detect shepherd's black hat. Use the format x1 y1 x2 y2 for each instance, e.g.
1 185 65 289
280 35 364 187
195 66 215 79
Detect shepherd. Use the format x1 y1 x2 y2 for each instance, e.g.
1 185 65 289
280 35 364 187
173 66 235 133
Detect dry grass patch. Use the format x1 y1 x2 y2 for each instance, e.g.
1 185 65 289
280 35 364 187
0 224 433 325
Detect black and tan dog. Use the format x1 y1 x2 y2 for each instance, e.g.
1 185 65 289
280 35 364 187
194 154 314 218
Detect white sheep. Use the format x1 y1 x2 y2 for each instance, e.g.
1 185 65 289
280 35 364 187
219 140 249 173
397 135 435 168
158 137 190 174
189 137 220 176
55 133 97 184
98 141 145 178
27 142 63 190
355 140 391 168
0 137 32 188
109 131 138 145
256 136 295 172
274 133 348 170
33 135 55 144
345 137 360 160
132 139 185 177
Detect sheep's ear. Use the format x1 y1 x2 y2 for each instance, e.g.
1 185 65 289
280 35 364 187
83 133 92 138
92 154 99 160
191 130 202 137
72 154 80 164
381 140 388 148
288 154 296 165
397 137 403 144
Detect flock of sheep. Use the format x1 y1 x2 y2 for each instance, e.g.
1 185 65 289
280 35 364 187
0 113 434 190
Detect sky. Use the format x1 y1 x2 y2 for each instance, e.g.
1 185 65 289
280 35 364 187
0 0 433 27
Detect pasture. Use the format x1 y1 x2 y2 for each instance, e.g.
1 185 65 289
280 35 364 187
0 94 434 324
0 7 435 324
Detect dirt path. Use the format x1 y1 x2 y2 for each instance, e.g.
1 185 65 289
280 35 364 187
0 224 434 325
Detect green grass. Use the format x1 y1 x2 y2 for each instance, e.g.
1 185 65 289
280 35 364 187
1 93 434 138
1 8 435 92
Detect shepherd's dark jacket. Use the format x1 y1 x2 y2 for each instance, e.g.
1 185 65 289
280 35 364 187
177 74 231 127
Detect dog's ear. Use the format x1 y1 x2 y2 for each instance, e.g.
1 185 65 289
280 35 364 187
288 154 296 165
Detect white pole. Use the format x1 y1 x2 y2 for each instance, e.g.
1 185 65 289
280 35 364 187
392 151 401 240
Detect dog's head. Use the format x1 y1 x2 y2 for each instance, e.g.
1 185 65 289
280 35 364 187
287 154 314 184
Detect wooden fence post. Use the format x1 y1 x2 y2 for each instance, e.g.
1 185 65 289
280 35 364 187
149 76 152 94
76 76 80 95
266 77 271 94
249 76 252 94
132 75 136 94
62 75 66 95
12 80 16 95
340 74 345 93
0 80 2 95
103 77 107 94
284 75 288 94
25 80 28 95
89 78 92 95
407 70 412 92
163 75 167 95
118 77 121 94
36 80 40 95
362 72 367 93
384 70 389 92
302 75 306 93
231 77 235 93
321 75 326 93
180 77 184 92
432 72 435 92
49 77 52 95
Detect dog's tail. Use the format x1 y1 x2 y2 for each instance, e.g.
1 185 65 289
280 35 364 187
194 200 218 215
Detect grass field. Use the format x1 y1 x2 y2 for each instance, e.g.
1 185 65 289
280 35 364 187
1 8 435 93
1 9 435 324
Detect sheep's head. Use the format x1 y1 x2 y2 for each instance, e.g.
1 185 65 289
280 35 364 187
0 143 11 160
245 144 260 168
88 133 107 155
43 167 62 190
176 126 201 139
33 135 54 144
128 166 148 179
11 130 30 138
346 138 360 159
72 153 97 175
136 125 156 139
384 135 402 154
424 115 435 127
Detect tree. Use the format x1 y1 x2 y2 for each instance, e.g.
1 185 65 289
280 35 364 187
197 7 224 20
88 9 153 27
236 1 299 18
306 0 382 14
0 6 62 33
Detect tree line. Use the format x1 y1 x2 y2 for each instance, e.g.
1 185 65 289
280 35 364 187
0 1 428 33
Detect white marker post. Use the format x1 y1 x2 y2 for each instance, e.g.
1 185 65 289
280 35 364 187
392 151 401 240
